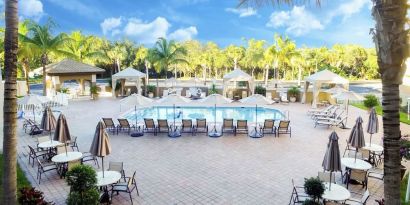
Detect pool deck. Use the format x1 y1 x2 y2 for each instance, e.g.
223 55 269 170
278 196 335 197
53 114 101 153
16 96 408 204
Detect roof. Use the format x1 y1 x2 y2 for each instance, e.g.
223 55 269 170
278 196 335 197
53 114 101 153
112 67 145 80
45 59 105 75
223 69 253 81
305 70 349 84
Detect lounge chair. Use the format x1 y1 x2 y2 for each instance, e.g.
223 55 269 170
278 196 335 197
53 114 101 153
314 116 347 128
235 120 248 136
102 118 118 134
143 118 157 135
157 119 171 134
221 119 235 135
261 119 276 136
307 105 334 116
277 120 291 137
23 118 38 133
311 106 339 120
181 119 194 135
194 119 208 135
117 119 135 134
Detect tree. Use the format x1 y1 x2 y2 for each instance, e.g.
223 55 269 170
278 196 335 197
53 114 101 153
243 39 266 78
2 0 19 204
152 37 187 79
135 47 156 95
225 44 245 70
63 31 104 64
20 21 69 96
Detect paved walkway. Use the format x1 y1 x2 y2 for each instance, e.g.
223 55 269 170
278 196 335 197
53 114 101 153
17 97 401 204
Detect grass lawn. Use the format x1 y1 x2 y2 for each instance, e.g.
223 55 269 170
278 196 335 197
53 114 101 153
402 174 410 205
0 154 31 200
352 103 410 125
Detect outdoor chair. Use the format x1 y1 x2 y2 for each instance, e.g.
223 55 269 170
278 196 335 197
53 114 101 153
235 120 248 136
36 158 59 184
29 123 43 136
311 106 338 120
277 120 291 137
314 109 344 124
221 119 236 135
68 136 79 151
23 118 39 133
56 145 70 155
360 149 371 163
181 119 194 135
373 151 384 167
194 119 208 135
111 171 140 204
36 136 49 151
117 119 135 134
144 118 157 135
368 168 384 181
81 152 99 168
346 169 368 189
344 189 370 205
28 145 48 167
343 140 356 157
318 171 336 183
108 161 126 182
157 119 171 134
102 118 118 134
261 119 276 136
314 116 347 128
307 105 334 116
288 179 310 204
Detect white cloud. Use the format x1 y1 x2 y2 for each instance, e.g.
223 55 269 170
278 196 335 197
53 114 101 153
47 0 100 18
20 0 43 20
225 7 257 17
266 6 323 36
100 17 122 35
124 17 171 44
169 26 198 41
333 0 371 21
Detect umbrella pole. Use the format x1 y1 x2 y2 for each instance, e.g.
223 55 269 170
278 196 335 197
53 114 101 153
174 104 176 132
135 105 137 130
102 157 105 178
370 134 372 146
355 148 358 163
65 143 68 156
33 107 36 122
255 104 258 134
214 104 216 131
329 172 332 191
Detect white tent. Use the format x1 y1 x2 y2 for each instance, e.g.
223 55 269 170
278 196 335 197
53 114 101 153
222 69 254 97
302 70 349 108
112 67 146 97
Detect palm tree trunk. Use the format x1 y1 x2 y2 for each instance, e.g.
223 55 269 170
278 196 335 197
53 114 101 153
23 59 30 94
2 0 19 204
145 61 149 96
264 65 269 86
297 66 302 86
41 54 47 96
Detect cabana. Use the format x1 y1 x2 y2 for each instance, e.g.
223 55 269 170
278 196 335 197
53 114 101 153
112 67 146 97
302 70 349 108
222 68 254 99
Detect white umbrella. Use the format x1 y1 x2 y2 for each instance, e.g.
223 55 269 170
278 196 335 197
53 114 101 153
156 94 190 104
240 94 273 138
120 93 153 136
332 91 364 128
18 94 49 122
200 94 232 137
324 87 348 95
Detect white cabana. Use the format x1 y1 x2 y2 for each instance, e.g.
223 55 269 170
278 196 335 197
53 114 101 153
302 70 349 108
112 67 146 97
222 69 254 98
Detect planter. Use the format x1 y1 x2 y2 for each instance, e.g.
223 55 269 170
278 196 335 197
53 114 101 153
148 92 154 98
91 94 99 100
290 96 297 103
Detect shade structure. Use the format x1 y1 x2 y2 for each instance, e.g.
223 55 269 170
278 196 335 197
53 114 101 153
112 67 146 97
240 94 273 138
90 121 112 177
156 94 190 105
200 94 232 137
18 94 49 122
222 68 254 97
322 131 342 190
53 114 72 155
40 107 56 132
120 93 153 111
348 117 365 161
367 108 379 145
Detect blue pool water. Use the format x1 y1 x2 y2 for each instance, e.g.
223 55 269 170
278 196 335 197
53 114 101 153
124 106 285 123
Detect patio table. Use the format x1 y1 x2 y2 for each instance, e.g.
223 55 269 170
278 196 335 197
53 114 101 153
51 152 83 163
38 140 64 149
362 143 383 153
341 158 372 170
97 171 122 204
322 183 350 203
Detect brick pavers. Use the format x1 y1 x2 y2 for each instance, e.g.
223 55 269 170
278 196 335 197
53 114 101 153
16 98 394 204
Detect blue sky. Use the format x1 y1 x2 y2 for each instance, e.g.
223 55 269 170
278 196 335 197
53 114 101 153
17 0 375 48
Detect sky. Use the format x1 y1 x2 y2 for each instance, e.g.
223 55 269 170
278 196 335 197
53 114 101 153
15 0 375 48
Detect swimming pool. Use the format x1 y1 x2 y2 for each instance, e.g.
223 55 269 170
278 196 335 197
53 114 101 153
123 106 285 123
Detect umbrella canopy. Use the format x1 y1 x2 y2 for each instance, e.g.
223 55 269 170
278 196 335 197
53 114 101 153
40 107 56 132
324 87 348 94
240 94 273 104
322 131 342 172
156 94 190 104
348 117 365 148
367 108 379 134
18 94 48 106
53 114 72 143
199 94 232 104
89 121 112 157
332 91 364 101
120 93 153 107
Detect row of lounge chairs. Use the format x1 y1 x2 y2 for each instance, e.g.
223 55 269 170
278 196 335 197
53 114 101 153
307 105 347 128
102 118 292 137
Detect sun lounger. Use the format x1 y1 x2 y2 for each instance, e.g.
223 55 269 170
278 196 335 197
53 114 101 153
261 119 276 136
277 120 291 137
143 118 157 135
314 116 347 128
314 110 344 125
307 105 335 116
181 119 194 135
222 119 235 135
103 118 118 134
117 119 135 134
311 106 338 120
157 119 171 134
194 119 208 135
235 120 248 136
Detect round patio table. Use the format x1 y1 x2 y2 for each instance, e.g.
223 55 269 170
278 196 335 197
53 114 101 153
362 143 383 153
341 158 372 170
96 171 121 187
51 152 83 163
322 183 350 202
38 140 63 149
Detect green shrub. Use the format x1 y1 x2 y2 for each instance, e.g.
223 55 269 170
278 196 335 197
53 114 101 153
254 85 266 95
58 87 69 94
147 85 156 93
66 165 99 205
304 177 325 202
288 86 300 97
18 187 54 205
90 86 98 95
363 94 379 109
209 84 218 94
303 199 321 205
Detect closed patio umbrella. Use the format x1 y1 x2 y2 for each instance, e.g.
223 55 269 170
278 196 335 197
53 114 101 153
240 94 273 138
53 114 71 155
90 121 112 177
40 107 57 141
367 108 379 145
348 117 365 162
322 131 341 190
200 94 232 137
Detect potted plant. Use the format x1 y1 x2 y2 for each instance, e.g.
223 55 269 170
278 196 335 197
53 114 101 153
90 85 99 100
66 165 99 205
363 94 379 111
287 86 300 103
209 83 218 95
304 177 325 204
19 187 54 205
400 135 410 178
147 85 156 98
254 85 266 96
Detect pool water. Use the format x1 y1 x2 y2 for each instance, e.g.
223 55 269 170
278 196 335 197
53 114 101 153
124 106 285 123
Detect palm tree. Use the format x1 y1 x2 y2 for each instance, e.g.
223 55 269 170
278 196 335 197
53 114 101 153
2 0 19 204
63 31 104 63
135 47 157 95
152 37 187 79
18 20 38 94
239 0 408 203
20 21 69 96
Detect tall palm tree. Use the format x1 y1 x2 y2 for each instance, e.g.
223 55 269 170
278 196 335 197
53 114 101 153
63 31 104 63
239 0 408 203
17 20 37 94
152 37 187 79
20 21 69 96
135 47 157 95
2 0 19 204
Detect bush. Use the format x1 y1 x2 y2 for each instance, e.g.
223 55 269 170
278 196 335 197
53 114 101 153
209 84 218 95
363 94 379 109
18 187 54 205
66 165 99 205
147 85 156 93
254 85 266 95
57 87 69 94
303 199 321 205
304 177 325 202
288 86 300 97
